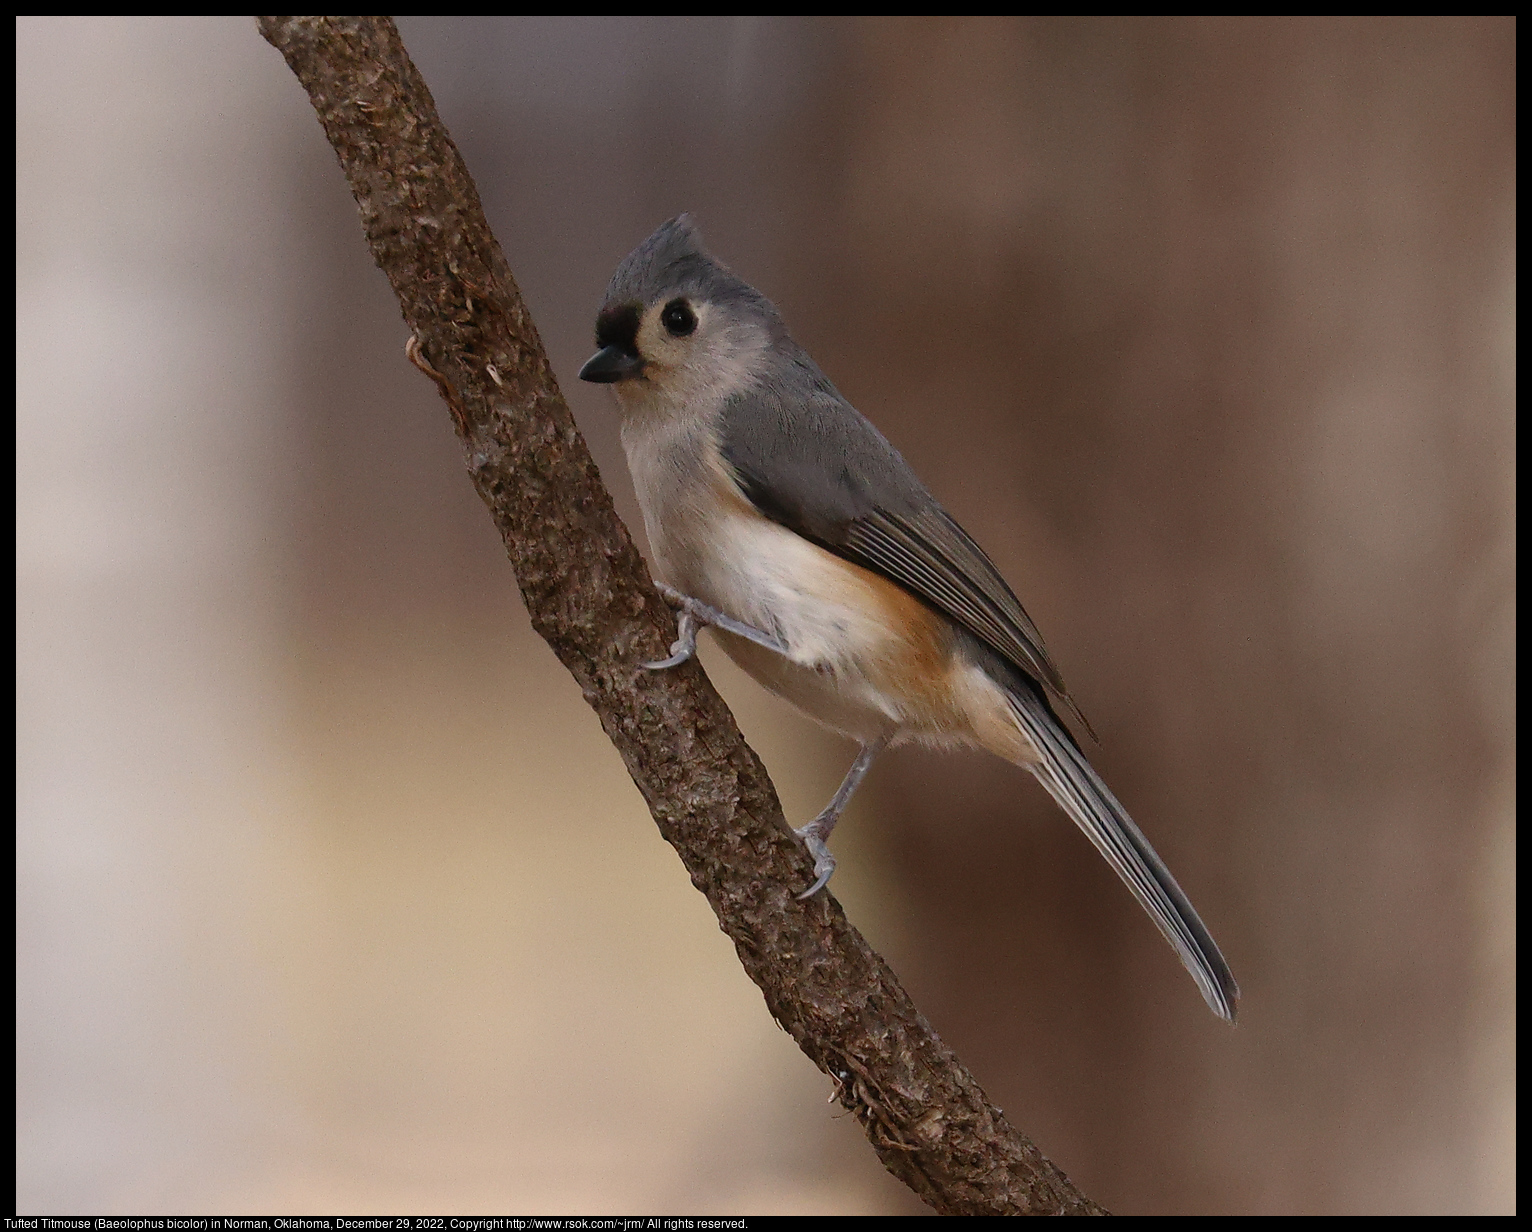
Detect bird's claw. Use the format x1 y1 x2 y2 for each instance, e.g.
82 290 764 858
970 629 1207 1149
643 610 699 670
644 585 788 671
794 824 837 899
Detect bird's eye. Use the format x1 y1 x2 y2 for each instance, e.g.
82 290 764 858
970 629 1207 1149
661 299 697 338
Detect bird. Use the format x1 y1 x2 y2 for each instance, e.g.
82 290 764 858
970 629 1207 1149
578 215 1239 1023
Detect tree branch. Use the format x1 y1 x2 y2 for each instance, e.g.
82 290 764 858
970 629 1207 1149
256 16 1107 1216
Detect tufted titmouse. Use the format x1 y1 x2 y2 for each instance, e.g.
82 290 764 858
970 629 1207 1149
579 216 1239 1022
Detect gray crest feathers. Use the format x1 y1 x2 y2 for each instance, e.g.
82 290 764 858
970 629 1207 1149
603 215 777 325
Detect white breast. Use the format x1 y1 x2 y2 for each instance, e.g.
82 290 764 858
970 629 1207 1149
621 405 930 735
622 407 892 655
704 514 902 668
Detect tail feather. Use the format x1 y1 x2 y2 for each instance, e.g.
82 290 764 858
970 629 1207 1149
1006 684 1240 1023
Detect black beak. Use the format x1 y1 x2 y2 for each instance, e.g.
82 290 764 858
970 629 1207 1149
578 345 645 384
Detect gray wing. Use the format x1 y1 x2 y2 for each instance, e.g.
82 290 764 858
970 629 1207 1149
717 360 1082 719
719 366 1238 1020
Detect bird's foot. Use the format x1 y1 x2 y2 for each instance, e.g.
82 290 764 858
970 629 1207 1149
644 583 788 670
787 736 888 899
793 820 837 900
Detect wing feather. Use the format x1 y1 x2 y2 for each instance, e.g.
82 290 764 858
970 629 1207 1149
719 378 1088 731
846 507 1068 698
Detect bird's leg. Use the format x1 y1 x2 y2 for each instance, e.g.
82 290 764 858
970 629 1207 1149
644 582 789 670
795 734 892 899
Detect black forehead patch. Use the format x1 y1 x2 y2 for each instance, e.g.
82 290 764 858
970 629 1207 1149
595 302 642 354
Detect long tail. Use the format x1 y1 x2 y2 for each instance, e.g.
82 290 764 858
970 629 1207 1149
1006 682 1240 1022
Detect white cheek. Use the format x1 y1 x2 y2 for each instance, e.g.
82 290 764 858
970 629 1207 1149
672 339 763 406
639 312 770 410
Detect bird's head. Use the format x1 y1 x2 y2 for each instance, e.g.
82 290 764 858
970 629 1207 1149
579 215 784 416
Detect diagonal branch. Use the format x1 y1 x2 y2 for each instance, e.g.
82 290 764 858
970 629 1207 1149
256 16 1106 1216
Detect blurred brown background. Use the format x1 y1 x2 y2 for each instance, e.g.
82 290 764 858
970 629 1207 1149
16 16 1513 1215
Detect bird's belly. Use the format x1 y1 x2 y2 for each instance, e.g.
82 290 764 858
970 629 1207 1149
665 511 996 745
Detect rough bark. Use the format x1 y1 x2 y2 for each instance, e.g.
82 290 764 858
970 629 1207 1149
256 16 1106 1215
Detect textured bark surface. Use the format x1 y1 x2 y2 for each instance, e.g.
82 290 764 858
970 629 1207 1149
256 16 1107 1215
